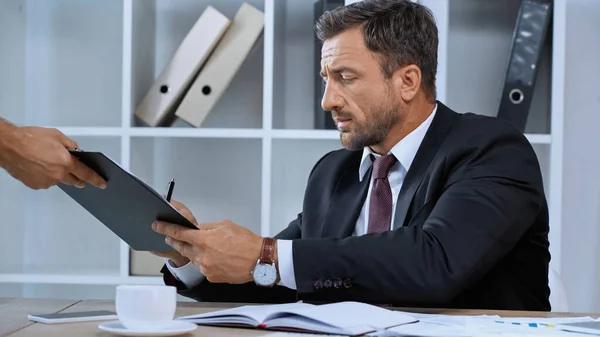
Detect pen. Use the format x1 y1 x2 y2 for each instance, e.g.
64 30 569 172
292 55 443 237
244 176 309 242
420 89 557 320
165 179 175 202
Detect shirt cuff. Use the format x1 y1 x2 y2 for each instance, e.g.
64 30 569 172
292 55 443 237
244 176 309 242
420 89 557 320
165 258 205 288
276 240 297 290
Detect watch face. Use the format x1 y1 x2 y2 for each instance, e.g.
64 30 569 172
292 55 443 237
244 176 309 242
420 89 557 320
253 263 278 286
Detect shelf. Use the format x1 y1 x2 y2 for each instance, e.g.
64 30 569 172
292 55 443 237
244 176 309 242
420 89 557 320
49 127 552 144
56 127 267 138
271 129 338 140
525 134 552 145
58 127 124 137
271 129 551 144
0 273 162 285
0 0 568 301
129 127 265 138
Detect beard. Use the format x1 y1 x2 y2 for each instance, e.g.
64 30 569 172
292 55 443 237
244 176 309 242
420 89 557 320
338 97 401 151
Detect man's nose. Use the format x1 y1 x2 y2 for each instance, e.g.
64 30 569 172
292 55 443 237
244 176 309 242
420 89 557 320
321 82 344 112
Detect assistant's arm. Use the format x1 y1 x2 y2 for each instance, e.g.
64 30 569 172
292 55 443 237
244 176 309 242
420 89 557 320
288 124 546 305
0 117 106 189
0 118 16 166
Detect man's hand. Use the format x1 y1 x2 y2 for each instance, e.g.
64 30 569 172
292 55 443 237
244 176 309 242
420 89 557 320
150 199 193 267
0 124 106 190
152 215 264 284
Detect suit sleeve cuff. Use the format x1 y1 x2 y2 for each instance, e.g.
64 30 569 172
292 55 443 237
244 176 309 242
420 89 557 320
276 240 297 290
165 258 205 288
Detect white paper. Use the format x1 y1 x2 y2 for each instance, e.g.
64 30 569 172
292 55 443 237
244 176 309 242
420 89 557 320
381 312 594 337
178 302 311 325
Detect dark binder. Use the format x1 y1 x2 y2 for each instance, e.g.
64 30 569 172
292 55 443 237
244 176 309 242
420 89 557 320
496 0 553 132
314 0 345 130
57 150 197 252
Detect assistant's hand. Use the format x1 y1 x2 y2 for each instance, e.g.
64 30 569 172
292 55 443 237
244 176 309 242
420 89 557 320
150 199 193 267
152 217 264 284
0 125 106 190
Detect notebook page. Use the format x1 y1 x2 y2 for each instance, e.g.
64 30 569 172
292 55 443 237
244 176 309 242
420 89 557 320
264 301 416 334
178 302 312 325
265 315 348 335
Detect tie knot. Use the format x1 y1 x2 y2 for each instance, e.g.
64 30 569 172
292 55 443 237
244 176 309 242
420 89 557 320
372 154 397 179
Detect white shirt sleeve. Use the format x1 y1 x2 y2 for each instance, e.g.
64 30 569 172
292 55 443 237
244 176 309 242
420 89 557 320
276 240 297 290
165 258 205 288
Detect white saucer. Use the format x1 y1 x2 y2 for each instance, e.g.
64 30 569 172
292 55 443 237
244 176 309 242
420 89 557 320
98 320 197 336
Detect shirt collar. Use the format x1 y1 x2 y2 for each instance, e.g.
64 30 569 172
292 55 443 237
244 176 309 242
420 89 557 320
358 104 437 181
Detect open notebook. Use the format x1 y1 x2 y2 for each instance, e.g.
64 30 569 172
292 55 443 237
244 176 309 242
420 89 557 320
176 301 417 336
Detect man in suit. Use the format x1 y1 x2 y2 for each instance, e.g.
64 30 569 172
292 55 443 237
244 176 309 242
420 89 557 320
0 117 106 190
151 0 551 311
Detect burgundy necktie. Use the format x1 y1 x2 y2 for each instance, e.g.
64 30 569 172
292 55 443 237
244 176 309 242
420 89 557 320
367 154 398 233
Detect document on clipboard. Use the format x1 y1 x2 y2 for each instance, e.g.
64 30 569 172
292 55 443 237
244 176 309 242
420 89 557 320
57 150 197 252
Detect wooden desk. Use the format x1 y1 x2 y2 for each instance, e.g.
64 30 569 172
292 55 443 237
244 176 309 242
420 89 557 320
0 297 78 336
2 297 599 336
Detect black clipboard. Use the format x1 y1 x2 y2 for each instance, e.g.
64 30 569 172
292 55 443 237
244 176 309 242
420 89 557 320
57 150 197 252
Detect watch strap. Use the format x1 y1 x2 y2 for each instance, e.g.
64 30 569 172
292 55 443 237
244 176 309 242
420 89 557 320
259 237 275 264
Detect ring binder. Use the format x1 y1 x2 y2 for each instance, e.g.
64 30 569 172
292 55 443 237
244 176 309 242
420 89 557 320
133 6 231 127
496 0 553 133
174 3 264 128
314 0 345 130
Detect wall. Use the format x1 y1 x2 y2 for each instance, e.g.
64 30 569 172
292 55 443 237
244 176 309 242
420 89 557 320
560 0 600 313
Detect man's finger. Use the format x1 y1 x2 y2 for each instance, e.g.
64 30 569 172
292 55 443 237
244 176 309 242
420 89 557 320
178 208 198 226
56 130 79 150
165 237 194 258
168 200 198 224
153 221 196 243
196 221 222 230
70 158 107 189
61 173 85 188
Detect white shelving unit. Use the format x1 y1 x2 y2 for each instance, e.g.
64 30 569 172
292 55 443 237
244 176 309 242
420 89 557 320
0 0 564 301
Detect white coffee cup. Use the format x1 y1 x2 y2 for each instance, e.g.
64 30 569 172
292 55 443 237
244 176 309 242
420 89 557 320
115 285 177 330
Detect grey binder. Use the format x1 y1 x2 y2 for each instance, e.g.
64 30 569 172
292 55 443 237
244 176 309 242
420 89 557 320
57 150 197 252
314 0 344 130
496 0 552 132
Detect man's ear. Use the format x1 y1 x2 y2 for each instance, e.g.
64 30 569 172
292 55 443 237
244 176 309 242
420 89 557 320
393 64 421 102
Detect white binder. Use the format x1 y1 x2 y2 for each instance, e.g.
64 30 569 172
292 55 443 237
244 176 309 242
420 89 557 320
134 6 231 127
175 3 264 127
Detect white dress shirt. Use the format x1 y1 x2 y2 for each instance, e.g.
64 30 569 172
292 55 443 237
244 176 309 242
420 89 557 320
167 105 437 290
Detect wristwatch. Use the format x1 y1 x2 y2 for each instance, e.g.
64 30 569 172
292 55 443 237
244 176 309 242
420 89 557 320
252 237 279 287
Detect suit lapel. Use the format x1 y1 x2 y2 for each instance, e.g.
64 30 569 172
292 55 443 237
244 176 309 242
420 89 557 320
392 102 459 229
320 158 371 238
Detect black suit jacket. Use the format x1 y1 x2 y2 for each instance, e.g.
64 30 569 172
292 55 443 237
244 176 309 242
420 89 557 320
162 102 551 311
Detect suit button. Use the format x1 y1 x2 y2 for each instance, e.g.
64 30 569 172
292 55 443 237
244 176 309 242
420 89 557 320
343 278 352 288
314 279 323 289
324 279 332 288
333 278 342 289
